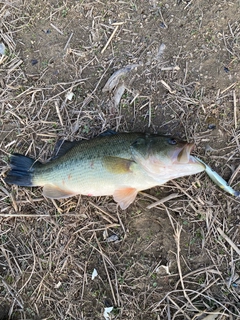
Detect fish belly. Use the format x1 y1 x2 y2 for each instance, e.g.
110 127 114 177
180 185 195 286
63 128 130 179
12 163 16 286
32 158 157 197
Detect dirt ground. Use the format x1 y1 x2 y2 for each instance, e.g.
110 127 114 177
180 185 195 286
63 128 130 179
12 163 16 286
0 0 240 319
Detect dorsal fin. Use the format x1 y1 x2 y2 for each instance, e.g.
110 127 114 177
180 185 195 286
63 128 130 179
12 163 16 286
99 129 117 137
51 140 78 159
52 131 117 159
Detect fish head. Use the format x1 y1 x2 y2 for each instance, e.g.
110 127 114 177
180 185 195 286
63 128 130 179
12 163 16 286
131 135 205 181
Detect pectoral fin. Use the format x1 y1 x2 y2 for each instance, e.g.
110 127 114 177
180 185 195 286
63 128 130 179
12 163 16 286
113 187 138 209
43 184 77 199
104 156 134 174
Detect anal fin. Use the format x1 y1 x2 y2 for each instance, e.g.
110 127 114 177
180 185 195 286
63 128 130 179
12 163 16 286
113 187 138 209
43 184 77 199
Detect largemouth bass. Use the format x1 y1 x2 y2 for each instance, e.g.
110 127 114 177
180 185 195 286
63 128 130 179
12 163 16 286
5 132 205 209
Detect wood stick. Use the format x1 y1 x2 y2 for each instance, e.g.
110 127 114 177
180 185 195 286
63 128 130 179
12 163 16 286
101 25 119 54
217 227 240 256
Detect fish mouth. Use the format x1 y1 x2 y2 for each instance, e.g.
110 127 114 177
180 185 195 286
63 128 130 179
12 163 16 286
175 143 194 164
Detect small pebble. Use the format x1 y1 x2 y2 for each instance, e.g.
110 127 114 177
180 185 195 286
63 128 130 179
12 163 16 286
105 234 119 242
224 66 230 73
208 124 216 130
31 59 38 65
0 43 6 55
159 22 167 28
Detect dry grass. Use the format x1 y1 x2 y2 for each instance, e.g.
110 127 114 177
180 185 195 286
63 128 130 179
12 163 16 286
0 0 240 319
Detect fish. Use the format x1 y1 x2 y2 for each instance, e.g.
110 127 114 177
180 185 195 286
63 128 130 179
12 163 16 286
5 132 205 209
195 157 240 197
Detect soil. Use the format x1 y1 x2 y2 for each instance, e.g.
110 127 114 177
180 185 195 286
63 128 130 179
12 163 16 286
0 0 240 319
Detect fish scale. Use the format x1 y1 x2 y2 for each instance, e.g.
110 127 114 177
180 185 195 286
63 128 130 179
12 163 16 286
5 132 205 209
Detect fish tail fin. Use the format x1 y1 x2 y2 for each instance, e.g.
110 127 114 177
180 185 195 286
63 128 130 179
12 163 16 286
5 153 39 187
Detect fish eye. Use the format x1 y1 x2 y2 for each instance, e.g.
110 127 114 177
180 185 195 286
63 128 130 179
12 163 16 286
167 138 178 145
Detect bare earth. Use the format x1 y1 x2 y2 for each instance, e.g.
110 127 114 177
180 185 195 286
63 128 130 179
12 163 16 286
0 0 240 319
